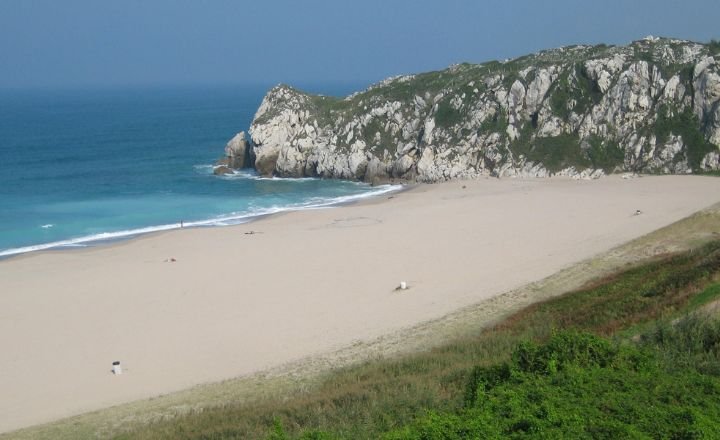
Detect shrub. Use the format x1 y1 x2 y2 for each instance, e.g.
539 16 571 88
655 105 716 170
641 313 720 376
434 101 463 128
527 134 590 172
709 40 720 55
586 136 625 172
386 331 720 439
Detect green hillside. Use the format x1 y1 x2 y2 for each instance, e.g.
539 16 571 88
116 241 720 439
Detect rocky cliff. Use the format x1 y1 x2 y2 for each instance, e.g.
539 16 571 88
225 37 720 182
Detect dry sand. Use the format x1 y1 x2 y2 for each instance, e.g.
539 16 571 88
2 175 720 433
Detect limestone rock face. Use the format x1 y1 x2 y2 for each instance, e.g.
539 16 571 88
224 131 252 169
694 57 720 145
228 38 719 182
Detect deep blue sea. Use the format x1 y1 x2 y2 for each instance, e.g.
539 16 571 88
0 84 397 257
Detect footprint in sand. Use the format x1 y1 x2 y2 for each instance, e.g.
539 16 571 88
325 216 383 228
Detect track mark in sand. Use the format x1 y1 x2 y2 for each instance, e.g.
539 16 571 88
319 216 383 229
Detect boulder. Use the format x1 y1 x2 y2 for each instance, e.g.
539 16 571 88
224 131 252 169
213 165 233 175
255 150 279 176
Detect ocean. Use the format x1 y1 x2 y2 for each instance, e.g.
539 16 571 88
0 84 398 257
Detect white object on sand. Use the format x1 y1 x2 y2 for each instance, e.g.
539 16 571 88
399 281 407 290
112 361 122 375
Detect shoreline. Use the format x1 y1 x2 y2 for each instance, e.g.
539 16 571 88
2 175 720 434
8 195 720 440
0 182 404 261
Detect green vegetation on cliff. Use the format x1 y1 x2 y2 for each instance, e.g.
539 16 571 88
250 38 718 181
508 130 624 173
116 241 720 439
512 133 591 172
586 136 626 173
709 40 720 56
655 105 717 169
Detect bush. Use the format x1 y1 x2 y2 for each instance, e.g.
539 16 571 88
655 105 716 170
549 78 572 119
527 134 590 172
586 136 625 172
511 331 618 374
641 313 720 376
434 101 463 128
709 40 720 55
386 331 720 439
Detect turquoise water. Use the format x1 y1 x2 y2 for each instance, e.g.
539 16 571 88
0 85 397 257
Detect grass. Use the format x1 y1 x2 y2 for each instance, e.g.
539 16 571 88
109 240 720 439
687 282 720 309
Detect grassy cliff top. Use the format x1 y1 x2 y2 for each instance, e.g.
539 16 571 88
256 37 715 127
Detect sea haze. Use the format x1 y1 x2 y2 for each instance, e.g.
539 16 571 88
0 83 397 257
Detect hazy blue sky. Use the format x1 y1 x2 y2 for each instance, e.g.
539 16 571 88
1 0 718 89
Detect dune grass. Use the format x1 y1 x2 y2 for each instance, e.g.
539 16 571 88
111 240 720 439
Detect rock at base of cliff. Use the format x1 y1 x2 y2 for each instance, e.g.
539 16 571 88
254 150 279 177
225 132 252 169
213 165 233 175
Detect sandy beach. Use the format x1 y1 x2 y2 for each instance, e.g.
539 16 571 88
2 175 720 433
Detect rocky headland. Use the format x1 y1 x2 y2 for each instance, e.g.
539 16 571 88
219 37 720 183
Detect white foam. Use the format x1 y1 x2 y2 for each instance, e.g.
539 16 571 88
0 224 180 258
258 176 322 182
215 169 260 180
214 168 325 182
0 184 402 258
40 224 54 229
193 164 215 173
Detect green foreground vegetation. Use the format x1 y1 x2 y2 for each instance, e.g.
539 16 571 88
116 241 720 439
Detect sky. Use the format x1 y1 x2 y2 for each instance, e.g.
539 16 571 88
1 0 719 90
